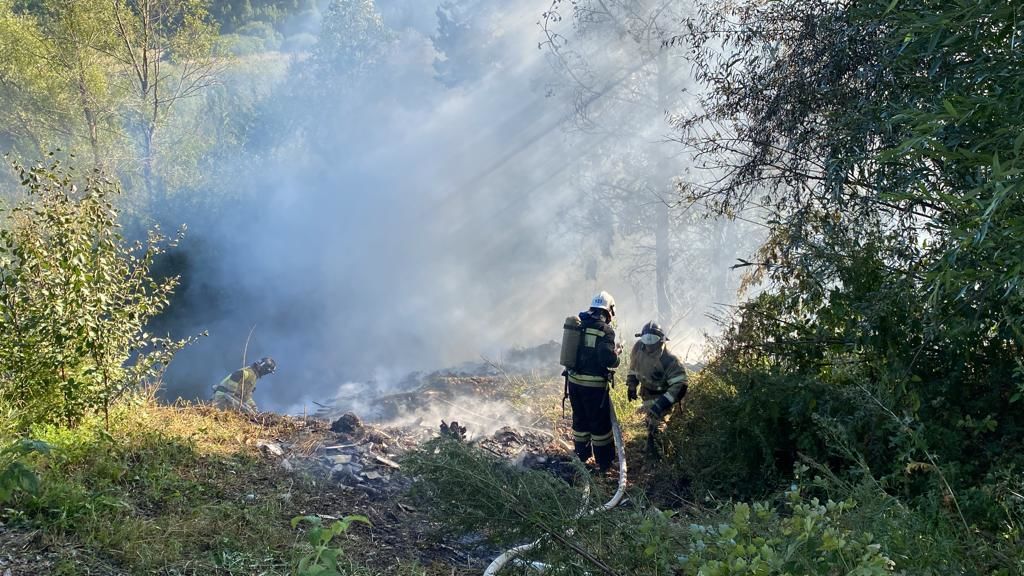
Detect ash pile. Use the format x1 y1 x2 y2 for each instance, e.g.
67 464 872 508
431 420 579 483
249 412 415 500
477 425 580 482
313 412 413 498
253 412 575 500
312 352 561 442
287 342 574 491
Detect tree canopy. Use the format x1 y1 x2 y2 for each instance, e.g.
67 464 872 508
675 0 1024 537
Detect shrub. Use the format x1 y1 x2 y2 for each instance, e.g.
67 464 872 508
682 489 893 575
0 157 188 428
404 438 586 545
404 440 898 575
0 438 49 505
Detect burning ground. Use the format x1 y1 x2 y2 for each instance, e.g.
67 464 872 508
0 344 697 575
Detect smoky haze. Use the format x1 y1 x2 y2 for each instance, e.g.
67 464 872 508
157 0 758 413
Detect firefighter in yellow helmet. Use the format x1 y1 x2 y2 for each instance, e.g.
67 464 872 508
626 321 688 459
211 357 276 413
566 291 621 472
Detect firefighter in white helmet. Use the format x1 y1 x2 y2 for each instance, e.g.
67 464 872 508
566 291 621 472
626 321 688 459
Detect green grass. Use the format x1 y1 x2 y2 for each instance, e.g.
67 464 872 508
2 396 443 575
1 397 338 575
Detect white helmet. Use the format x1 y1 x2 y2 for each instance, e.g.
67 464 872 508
589 291 616 317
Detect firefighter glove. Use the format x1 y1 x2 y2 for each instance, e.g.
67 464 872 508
626 375 639 401
649 394 673 418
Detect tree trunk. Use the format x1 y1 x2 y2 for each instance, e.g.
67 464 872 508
655 49 673 327
655 199 672 326
77 72 101 169
143 122 156 197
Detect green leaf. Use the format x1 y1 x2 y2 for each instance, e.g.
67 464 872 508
942 99 957 117
14 439 49 455
343 514 371 527
292 515 319 529
320 548 341 567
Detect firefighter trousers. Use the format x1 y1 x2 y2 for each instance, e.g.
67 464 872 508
568 382 614 470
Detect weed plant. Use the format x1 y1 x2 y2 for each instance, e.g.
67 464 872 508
405 440 910 575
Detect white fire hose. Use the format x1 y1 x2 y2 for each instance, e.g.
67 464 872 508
483 401 628 575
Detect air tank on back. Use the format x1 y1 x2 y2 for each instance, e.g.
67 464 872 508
560 315 582 368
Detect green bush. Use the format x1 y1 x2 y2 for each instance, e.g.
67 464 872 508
663 369 777 497
0 157 187 428
682 489 893 576
672 280 1024 534
0 438 48 505
671 0 1024 529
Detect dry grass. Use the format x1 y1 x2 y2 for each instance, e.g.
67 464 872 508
122 392 332 457
0 391 576 575
1 395 364 575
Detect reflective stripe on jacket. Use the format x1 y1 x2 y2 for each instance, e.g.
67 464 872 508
214 366 259 407
568 311 619 387
628 341 688 402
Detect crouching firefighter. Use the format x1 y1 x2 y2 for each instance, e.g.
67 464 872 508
212 357 277 413
626 321 687 459
560 291 621 472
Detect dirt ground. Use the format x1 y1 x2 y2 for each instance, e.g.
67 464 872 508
0 367 691 575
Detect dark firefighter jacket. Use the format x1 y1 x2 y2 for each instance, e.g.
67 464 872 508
567 310 619 387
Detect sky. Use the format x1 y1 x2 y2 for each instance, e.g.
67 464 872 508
158 0 757 413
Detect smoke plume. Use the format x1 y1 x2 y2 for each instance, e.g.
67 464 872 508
156 0 757 413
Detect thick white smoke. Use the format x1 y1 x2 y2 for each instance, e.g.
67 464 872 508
158 0 756 411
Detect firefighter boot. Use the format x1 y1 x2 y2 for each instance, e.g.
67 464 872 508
646 433 661 460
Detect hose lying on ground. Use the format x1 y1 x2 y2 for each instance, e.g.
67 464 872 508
483 402 628 575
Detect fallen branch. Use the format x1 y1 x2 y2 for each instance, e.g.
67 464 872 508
372 453 401 469
323 443 359 450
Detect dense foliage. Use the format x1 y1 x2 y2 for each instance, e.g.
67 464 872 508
0 159 186 428
0 0 258 207
672 0 1024 539
406 439 901 575
404 1 1023 573
207 0 315 34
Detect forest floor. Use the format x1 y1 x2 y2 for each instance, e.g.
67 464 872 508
1 357 690 576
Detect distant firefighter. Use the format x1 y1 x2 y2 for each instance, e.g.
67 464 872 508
626 321 688 459
211 357 277 413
